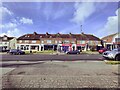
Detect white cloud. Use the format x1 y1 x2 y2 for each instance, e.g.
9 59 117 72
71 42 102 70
95 8 119 38
0 28 21 37
0 22 17 29
0 6 13 16
71 2 96 24
20 17 33 24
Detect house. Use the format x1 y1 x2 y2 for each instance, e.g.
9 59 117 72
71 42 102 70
17 32 101 52
0 35 16 51
102 33 120 50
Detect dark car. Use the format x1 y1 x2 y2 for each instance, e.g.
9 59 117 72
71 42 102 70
66 50 80 54
98 48 108 54
8 49 25 55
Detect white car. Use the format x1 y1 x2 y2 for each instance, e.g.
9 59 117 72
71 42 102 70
103 48 120 61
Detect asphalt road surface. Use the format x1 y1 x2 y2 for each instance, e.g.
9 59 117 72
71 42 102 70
1 54 104 61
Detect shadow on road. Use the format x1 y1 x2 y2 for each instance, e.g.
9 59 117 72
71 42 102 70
1 62 45 68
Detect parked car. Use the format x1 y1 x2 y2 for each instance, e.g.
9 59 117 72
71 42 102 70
103 48 120 61
66 50 80 54
8 49 25 55
98 48 108 54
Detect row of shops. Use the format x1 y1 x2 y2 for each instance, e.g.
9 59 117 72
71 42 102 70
17 44 88 52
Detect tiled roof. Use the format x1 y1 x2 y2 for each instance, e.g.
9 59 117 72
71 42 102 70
0 35 14 41
17 32 101 41
102 33 117 43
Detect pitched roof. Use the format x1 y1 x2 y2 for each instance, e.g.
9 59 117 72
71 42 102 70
102 33 117 43
17 32 101 41
0 35 14 41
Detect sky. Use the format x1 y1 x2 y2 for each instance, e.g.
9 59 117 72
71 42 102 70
0 1 119 38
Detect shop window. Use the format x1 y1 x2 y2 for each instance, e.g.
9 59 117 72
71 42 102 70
24 47 26 50
26 45 29 50
21 45 24 50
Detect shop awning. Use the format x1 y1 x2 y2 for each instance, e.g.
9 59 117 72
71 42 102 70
62 44 72 46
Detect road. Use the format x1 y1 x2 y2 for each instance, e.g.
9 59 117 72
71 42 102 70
2 61 119 88
1 54 104 61
1 54 120 88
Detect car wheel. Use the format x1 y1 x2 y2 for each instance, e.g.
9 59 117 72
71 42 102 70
10 53 13 55
67 52 69 54
115 55 120 61
13 53 16 55
77 52 80 54
18 52 21 55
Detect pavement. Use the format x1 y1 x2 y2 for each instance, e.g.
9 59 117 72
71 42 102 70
1 61 120 88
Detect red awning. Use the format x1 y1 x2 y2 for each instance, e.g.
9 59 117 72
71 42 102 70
62 44 72 46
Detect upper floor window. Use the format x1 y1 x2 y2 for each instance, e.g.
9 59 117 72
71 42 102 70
47 40 51 43
89 41 93 44
32 40 36 43
3 37 7 40
41 40 44 44
25 40 29 43
71 41 75 44
59 41 62 43
95 41 98 45
64 40 69 44
80 41 85 44
55 40 57 44
115 38 120 42
19 40 22 43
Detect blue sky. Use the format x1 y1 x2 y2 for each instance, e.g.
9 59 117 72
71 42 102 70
0 2 119 38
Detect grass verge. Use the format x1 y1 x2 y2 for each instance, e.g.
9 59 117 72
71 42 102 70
25 50 57 54
81 51 99 54
104 60 120 64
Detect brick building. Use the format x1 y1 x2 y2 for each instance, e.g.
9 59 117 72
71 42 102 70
17 32 101 52
102 33 120 50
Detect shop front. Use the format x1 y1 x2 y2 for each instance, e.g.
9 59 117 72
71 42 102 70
44 44 57 51
76 44 86 51
62 44 72 52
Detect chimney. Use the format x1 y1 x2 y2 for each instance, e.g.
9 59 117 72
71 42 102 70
33 32 37 35
57 32 60 34
46 32 49 35
81 32 84 34
69 32 72 36
69 32 72 35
